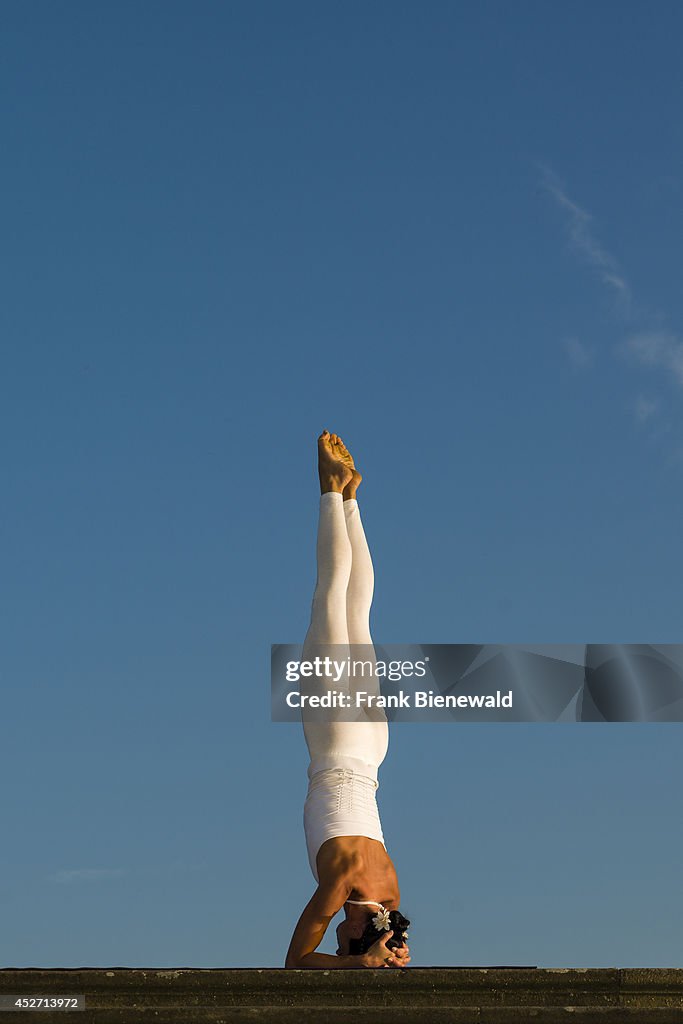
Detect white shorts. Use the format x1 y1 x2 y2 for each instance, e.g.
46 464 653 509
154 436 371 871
304 758 386 882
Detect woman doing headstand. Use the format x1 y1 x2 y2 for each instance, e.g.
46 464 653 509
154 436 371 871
285 431 411 970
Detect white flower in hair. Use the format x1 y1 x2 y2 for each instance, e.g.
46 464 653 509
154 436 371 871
372 908 392 932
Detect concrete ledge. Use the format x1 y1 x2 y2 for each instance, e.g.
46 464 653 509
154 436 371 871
1 968 682 1023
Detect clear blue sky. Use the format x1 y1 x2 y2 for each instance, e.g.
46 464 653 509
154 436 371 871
2 0 682 969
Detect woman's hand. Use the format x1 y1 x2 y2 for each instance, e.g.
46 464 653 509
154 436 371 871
362 931 411 968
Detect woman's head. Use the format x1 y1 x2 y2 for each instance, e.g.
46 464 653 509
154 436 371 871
337 908 410 956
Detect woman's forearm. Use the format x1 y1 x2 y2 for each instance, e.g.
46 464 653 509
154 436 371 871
287 951 368 969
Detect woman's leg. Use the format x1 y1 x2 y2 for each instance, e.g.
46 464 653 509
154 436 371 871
302 490 352 648
302 432 386 776
343 493 389 767
343 498 374 646
301 434 353 770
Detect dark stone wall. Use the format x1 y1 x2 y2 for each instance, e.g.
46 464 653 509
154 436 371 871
1 968 682 1022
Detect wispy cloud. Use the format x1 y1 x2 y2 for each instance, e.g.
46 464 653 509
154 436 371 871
51 867 125 884
541 164 683 463
564 337 594 369
622 331 683 389
540 166 631 314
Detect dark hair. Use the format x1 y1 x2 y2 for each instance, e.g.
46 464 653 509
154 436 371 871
348 909 411 955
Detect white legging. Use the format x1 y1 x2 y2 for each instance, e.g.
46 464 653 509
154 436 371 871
301 492 389 880
301 491 389 778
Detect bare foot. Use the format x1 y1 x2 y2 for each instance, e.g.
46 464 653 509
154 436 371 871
331 434 362 500
318 430 354 494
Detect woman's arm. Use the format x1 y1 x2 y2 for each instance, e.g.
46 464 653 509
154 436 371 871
291 935 407 970
285 878 354 969
284 880 410 969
